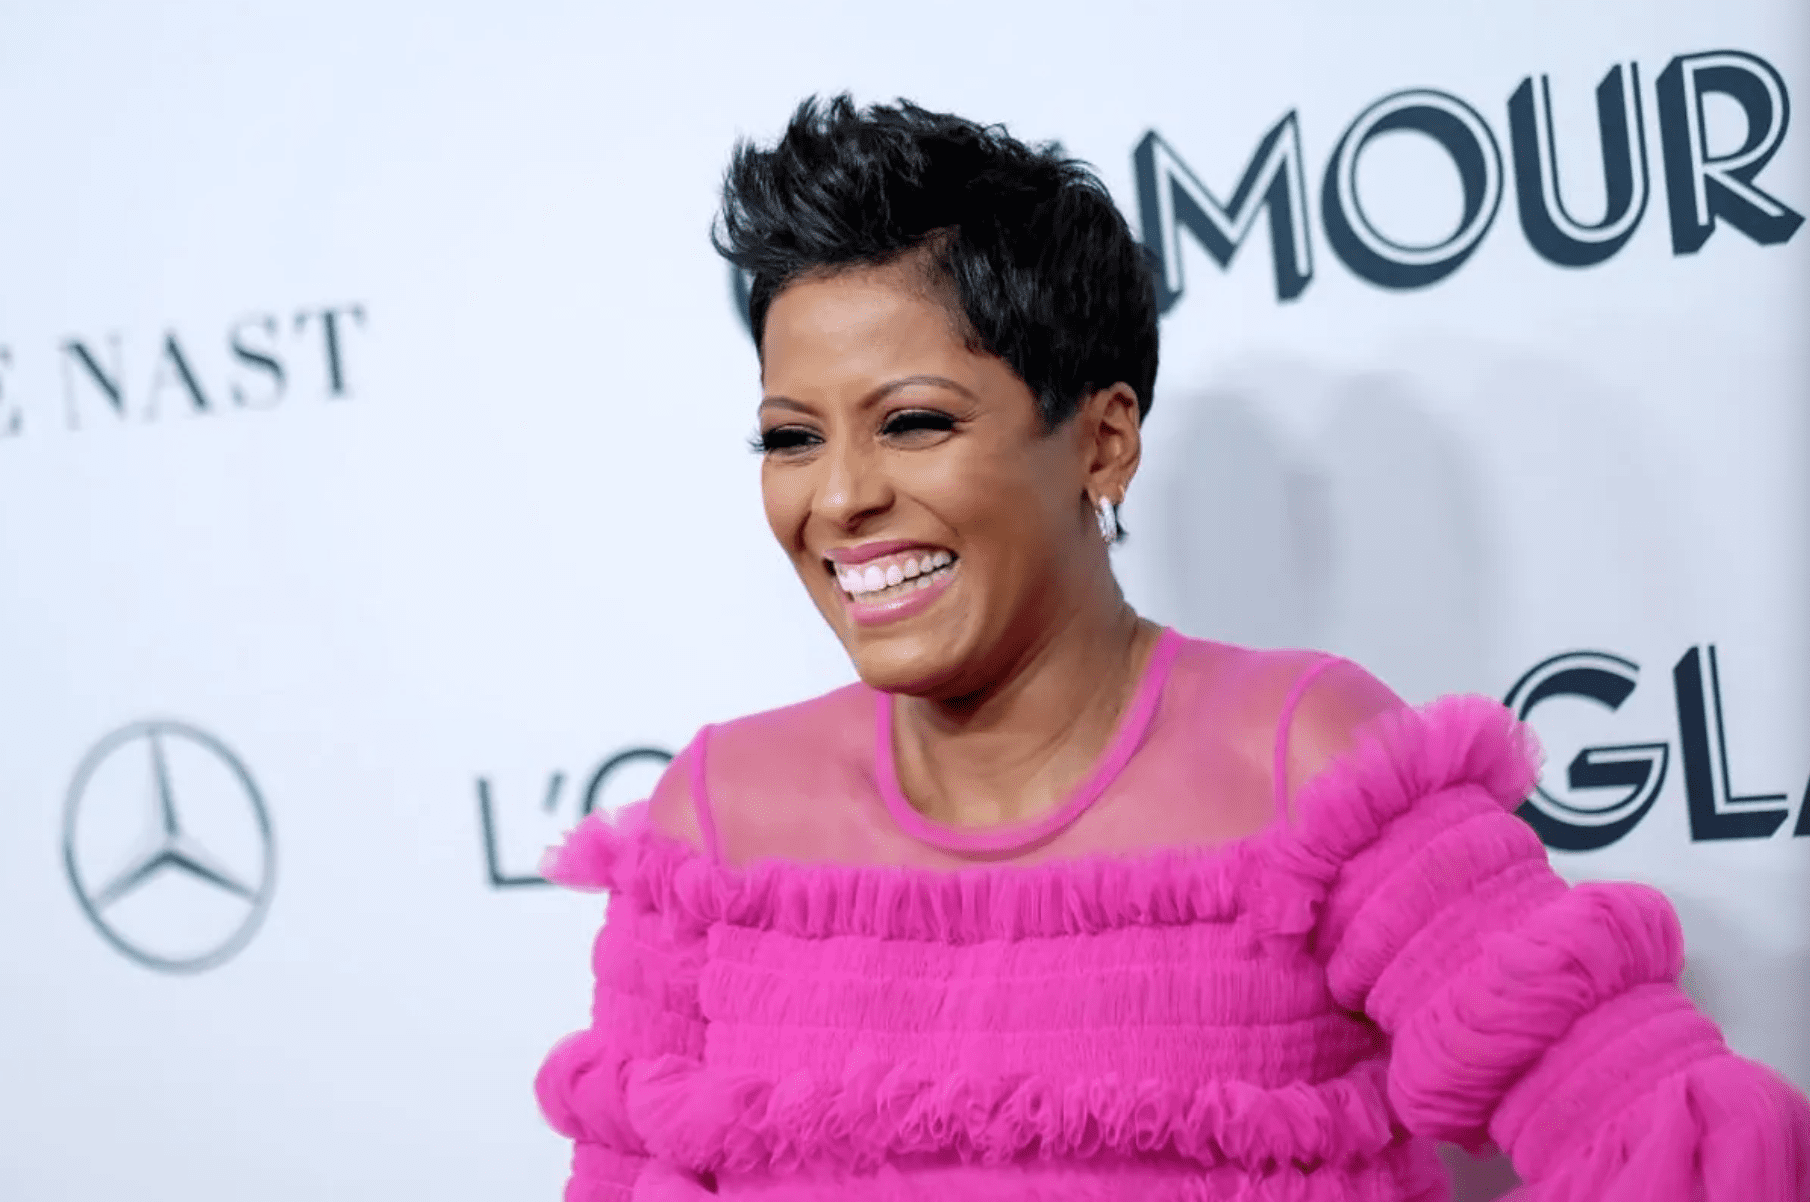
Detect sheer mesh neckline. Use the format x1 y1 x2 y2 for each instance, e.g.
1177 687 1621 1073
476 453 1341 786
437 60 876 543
870 627 1186 854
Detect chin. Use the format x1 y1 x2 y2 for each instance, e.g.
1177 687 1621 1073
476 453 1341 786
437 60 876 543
842 624 974 698
846 635 954 696
806 568 990 698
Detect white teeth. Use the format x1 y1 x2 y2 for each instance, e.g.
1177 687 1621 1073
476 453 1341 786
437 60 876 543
835 551 958 598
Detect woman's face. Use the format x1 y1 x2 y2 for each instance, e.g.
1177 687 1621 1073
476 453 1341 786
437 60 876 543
756 262 1114 698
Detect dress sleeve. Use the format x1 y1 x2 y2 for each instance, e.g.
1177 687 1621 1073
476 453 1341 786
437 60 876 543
536 750 710 1202
1281 693 1810 1200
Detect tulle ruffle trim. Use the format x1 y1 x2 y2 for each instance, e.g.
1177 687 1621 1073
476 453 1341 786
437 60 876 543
544 812 1265 942
621 1052 1404 1175
630 1148 1452 1202
1255 694 1540 941
1386 882 1686 1147
1510 1050 1810 1201
540 693 1540 947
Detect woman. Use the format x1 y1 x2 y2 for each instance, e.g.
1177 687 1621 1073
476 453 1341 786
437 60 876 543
536 97 1810 1200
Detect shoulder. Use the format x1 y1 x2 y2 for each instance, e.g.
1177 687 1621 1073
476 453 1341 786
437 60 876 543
645 683 874 857
1165 638 1394 720
1163 636 1407 819
1276 657 1409 797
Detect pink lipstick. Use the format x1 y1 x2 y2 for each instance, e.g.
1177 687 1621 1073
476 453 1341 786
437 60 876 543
843 561 958 626
824 539 942 566
829 544 960 628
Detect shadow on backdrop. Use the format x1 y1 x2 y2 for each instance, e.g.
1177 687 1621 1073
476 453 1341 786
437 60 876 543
1158 369 1495 702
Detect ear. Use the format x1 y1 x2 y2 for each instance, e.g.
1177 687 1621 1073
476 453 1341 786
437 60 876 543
1077 382 1142 507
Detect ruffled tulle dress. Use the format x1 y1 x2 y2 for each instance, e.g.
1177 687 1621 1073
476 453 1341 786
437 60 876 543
536 628 1810 1200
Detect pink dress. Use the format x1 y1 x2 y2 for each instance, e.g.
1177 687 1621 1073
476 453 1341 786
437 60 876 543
537 629 1810 1200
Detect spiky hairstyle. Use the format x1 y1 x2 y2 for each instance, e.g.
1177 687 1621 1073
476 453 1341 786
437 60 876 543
713 95 1158 428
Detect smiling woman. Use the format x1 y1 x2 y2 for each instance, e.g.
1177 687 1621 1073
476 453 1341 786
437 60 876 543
753 263 1146 737
534 96 1810 1201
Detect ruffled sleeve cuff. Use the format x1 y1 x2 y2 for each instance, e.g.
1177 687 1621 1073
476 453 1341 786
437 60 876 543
1489 984 1810 1199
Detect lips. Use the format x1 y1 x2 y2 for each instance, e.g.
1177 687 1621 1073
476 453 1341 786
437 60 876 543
821 543 960 627
834 548 955 600
823 539 939 566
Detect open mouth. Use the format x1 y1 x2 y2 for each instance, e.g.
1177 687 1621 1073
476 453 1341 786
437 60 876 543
831 548 959 605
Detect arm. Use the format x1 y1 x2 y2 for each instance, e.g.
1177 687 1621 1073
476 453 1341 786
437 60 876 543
1281 677 1810 1199
537 745 709 1202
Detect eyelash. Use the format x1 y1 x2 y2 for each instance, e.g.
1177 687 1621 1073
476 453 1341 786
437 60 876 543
749 427 817 454
750 409 957 455
882 409 956 437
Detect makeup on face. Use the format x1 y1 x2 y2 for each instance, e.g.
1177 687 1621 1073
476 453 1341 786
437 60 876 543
754 261 1087 693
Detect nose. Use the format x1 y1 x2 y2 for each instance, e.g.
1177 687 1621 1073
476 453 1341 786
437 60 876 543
814 431 892 532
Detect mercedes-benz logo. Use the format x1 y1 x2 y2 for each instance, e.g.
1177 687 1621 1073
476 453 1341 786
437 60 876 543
62 720 276 973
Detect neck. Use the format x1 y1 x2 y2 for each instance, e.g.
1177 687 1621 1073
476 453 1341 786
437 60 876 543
891 580 1160 830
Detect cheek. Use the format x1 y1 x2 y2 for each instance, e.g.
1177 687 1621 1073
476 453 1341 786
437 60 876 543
901 448 1074 608
760 464 810 550
930 440 1072 536
909 441 1030 525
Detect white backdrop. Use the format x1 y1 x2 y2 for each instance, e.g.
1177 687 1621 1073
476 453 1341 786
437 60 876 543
0 3 1804 1199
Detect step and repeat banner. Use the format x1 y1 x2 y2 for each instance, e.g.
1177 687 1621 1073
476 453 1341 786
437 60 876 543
0 3 1804 1200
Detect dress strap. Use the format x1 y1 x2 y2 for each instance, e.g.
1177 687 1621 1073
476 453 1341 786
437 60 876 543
689 724 725 865
1272 655 1341 824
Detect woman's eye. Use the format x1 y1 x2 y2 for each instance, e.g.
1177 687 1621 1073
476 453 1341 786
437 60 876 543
881 410 957 439
754 425 821 454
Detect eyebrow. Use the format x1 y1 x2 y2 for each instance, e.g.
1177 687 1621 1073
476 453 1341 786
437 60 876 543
759 374 976 415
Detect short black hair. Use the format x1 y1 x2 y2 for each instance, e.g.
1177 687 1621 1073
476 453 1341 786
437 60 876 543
713 95 1159 429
